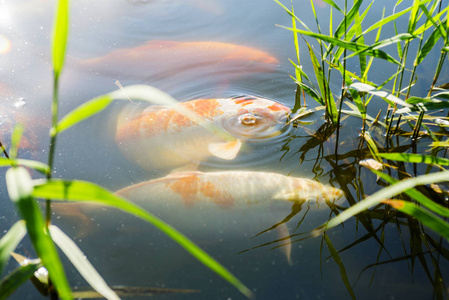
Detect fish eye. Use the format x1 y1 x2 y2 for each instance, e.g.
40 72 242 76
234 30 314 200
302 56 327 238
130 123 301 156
239 114 257 125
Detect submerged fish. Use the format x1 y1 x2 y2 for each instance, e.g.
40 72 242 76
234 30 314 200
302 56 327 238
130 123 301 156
52 171 343 263
79 40 279 82
115 96 290 170
116 170 343 208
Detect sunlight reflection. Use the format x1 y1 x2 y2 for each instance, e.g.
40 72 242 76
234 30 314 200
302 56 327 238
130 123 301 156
0 34 11 54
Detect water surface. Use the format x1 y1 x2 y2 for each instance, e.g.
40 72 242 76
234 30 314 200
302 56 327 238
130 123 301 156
1 0 448 299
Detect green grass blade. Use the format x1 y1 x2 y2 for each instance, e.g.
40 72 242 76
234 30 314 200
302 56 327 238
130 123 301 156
274 0 312 32
51 0 69 77
432 92 449 100
279 25 405 65
353 7 367 77
32 179 254 299
349 82 411 107
347 87 366 119
323 234 356 300
49 225 119 300
303 40 337 123
397 96 449 113
413 5 449 36
407 0 421 34
416 20 446 65
6 167 72 299
419 5 447 40
383 200 449 241
319 171 449 232
54 84 183 136
362 1 430 35
377 153 449 165
0 263 42 300
305 40 327 103
362 132 380 159
0 221 26 276
51 96 113 137
290 60 313 85
346 33 416 59
371 170 449 218
291 76 324 105
333 0 363 40
291 5 300 71
325 0 364 57
0 158 50 175
9 124 24 160
319 0 343 13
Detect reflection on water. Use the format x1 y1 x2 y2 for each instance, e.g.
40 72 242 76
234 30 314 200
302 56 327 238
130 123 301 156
1 0 449 299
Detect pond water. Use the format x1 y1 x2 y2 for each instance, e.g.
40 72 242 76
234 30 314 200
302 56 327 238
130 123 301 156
1 0 449 299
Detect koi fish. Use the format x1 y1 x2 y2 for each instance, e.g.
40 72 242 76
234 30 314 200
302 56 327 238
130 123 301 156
52 171 343 263
116 170 343 208
115 96 290 170
79 40 279 82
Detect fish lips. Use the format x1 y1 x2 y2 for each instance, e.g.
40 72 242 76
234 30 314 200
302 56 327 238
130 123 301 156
221 110 289 140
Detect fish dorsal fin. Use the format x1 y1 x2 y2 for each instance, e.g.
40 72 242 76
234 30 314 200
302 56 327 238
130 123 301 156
208 139 241 160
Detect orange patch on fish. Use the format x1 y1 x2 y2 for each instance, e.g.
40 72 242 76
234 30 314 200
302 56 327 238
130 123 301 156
268 103 290 112
233 96 258 104
166 173 235 207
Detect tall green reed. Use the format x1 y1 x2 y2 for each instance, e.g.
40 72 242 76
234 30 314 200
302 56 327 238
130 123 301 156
277 0 449 297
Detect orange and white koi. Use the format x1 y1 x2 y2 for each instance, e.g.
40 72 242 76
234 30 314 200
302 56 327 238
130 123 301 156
115 96 290 170
116 170 344 207
51 170 343 263
79 40 279 82
119 171 342 264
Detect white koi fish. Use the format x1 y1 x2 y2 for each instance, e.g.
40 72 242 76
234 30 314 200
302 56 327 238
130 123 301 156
116 170 343 208
52 171 343 263
115 96 291 170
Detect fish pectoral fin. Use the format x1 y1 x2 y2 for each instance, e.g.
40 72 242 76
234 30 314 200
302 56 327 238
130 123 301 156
276 223 292 266
208 139 241 160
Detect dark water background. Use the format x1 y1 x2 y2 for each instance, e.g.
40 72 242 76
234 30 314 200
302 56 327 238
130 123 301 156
1 0 449 299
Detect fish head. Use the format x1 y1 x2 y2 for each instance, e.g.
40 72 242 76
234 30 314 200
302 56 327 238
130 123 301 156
221 96 290 139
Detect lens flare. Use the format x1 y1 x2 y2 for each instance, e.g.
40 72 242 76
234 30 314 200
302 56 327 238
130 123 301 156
0 35 11 54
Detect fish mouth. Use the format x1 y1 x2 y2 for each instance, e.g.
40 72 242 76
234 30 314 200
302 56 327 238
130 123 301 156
222 110 290 140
